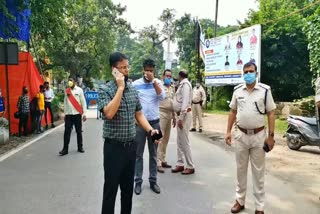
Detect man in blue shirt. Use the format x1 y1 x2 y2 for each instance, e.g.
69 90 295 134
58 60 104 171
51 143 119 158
132 59 165 195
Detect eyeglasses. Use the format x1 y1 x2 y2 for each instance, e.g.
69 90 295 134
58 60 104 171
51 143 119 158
116 65 130 70
243 70 256 74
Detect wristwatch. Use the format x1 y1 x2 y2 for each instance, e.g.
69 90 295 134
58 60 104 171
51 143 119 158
269 132 274 138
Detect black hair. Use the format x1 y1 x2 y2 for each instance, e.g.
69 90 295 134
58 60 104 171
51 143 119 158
22 86 28 94
179 70 188 78
44 81 49 85
243 62 257 72
143 58 156 69
163 69 172 76
40 85 44 90
109 52 128 67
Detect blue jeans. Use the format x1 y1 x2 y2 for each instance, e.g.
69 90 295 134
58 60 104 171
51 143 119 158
36 110 44 132
134 121 160 185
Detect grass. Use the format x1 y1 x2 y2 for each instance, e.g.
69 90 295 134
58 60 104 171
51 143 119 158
205 109 288 134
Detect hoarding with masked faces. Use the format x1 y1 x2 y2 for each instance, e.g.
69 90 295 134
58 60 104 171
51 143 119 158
204 24 261 86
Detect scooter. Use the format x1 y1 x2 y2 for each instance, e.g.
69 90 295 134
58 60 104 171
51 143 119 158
285 114 320 150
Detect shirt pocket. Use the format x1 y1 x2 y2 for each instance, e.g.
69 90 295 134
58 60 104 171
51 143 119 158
236 97 246 110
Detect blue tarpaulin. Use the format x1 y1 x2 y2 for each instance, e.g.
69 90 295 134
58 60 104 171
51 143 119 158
0 0 31 42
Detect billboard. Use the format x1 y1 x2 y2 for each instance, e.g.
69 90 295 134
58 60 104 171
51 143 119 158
204 24 261 86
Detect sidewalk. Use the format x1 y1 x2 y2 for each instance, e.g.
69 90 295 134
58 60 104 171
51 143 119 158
201 113 320 205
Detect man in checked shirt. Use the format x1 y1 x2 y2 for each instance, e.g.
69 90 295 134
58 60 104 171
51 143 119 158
98 52 160 214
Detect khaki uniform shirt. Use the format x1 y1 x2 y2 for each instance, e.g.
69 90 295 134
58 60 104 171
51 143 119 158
160 84 175 112
173 78 192 120
229 83 276 129
192 86 206 104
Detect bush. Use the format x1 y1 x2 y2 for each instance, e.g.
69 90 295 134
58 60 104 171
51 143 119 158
293 96 315 117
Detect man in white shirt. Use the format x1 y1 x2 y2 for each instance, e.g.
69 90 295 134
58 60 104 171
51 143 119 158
59 77 87 156
44 81 55 129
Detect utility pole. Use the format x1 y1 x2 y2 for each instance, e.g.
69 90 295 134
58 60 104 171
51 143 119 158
211 0 219 107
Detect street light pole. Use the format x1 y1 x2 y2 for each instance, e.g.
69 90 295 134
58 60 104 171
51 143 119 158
214 0 219 37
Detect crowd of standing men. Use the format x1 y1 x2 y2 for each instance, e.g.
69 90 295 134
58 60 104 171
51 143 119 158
16 81 55 136
95 52 275 214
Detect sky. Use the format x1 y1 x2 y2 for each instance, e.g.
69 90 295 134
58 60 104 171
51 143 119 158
112 0 259 30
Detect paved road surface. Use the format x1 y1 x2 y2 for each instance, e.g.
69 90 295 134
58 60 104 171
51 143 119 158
0 113 319 214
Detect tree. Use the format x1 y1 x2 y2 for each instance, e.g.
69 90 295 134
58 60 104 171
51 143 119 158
242 0 314 101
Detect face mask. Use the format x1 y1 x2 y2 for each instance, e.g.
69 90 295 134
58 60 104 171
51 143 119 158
164 78 171 85
68 81 74 87
243 73 256 84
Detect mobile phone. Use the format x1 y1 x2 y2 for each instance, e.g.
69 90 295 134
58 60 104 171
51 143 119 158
112 68 120 78
263 143 270 153
151 130 163 142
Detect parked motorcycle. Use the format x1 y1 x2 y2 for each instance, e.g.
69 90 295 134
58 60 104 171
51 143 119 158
285 114 320 150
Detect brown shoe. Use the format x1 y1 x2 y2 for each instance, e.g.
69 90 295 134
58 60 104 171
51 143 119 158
181 168 195 175
157 166 165 173
161 162 172 168
255 211 264 214
231 201 245 213
171 166 184 173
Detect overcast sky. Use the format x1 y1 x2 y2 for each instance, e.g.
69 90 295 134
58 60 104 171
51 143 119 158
112 0 259 30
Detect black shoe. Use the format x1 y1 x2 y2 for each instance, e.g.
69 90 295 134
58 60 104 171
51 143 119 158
59 149 68 156
199 129 202 133
78 148 85 153
150 183 160 194
134 183 142 195
51 124 55 128
45 124 48 129
190 128 196 132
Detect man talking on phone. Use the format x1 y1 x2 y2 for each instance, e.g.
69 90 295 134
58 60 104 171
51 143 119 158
132 59 165 195
98 52 161 214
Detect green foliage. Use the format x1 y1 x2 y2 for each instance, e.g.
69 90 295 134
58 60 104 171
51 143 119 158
51 92 64 120
304 7 320 76
242 0 317 101
293 96 316 116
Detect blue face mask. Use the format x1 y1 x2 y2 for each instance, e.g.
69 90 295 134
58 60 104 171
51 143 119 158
243 73 256 84
164 78 171 85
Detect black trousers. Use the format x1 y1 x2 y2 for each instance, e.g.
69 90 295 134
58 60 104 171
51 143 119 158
18 112 29 136
102 139 136 214
44 101 54 125
63 114 83 150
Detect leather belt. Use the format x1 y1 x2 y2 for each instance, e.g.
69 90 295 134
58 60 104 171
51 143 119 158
148 119 160 125
105 138 134 148
237 126 265 135
192 101 202 104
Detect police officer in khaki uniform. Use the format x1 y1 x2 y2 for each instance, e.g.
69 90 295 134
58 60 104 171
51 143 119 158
190 82 206 132
225 62 276 214
157 69 176 173
171 70 195 175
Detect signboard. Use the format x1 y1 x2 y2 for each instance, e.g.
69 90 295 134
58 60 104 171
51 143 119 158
204 25 261 86
85 91 99 109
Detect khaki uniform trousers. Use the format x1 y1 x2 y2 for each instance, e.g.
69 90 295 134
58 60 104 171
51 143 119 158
235 129 266 211
157 110 173 166
176 112 194 169
192 103 203 129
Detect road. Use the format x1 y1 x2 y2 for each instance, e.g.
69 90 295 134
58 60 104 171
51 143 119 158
0 112 319 214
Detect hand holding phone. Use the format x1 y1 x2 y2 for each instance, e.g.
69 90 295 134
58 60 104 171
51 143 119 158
149 129 163 142
112 68 125 88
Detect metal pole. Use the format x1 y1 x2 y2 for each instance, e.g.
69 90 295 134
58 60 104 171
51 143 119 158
212 0 219 107
197 22 201 83
4 44 11 134
214 0 219 37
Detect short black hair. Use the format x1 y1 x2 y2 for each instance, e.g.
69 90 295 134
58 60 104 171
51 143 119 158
179 70 188 78
243 62 257 72
143 58 156 69
44 81 49 85
40 85 44 90
163 69 172 76
109 52 128 67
